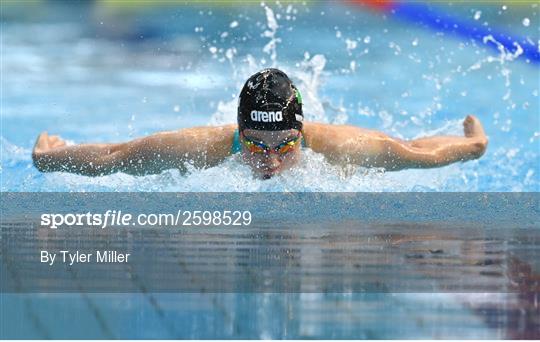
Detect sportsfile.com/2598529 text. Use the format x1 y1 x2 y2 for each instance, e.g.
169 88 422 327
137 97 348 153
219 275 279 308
40 210 252 229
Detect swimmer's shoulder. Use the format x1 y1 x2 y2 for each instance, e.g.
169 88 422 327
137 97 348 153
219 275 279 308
169 124 237 156
208 124 237 153
303 122 343 148
151 124 236 151
302 122 384 151
303 122 376 136
164 124 235 139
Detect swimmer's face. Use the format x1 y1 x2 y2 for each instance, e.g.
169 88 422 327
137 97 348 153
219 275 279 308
240 129 302 179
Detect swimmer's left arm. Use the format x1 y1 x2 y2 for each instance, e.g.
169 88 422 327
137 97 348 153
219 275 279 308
303 115 488 171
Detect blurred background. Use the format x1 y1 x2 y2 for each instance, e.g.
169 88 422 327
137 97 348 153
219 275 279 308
1 0 539 191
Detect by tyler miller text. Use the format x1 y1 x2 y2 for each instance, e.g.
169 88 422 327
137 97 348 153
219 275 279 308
41 250 130 266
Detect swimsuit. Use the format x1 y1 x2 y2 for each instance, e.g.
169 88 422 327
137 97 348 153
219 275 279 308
231 129 242 154
230 129 307 154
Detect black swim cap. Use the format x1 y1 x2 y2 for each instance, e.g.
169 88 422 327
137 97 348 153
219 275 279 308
238 68 303 131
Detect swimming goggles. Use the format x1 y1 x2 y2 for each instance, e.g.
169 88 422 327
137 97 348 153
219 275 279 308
240 131 302 155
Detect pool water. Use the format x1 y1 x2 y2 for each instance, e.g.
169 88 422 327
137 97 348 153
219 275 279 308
1 2 539 340
1 2 538 191
1 193 539 339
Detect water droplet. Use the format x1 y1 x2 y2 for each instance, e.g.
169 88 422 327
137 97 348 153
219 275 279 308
505 147 518 158
345 39 357 51
501 119 512 132
229 21 239 28
225 48 235 60
474 11 482 20
522 18 530 27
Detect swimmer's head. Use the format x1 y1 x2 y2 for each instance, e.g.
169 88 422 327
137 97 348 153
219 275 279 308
238 68 303 132
237 69 304 179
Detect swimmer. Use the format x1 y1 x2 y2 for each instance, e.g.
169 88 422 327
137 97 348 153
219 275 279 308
32 68 488 179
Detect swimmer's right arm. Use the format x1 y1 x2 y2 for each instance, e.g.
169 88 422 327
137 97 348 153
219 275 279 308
32 125 236 176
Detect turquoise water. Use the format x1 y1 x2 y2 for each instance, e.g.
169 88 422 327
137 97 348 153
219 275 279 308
1 2 539 191
0 293 521 339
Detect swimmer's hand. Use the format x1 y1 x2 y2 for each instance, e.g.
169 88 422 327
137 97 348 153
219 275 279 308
32 132 68 172
33 132 67 154
462 115 488 157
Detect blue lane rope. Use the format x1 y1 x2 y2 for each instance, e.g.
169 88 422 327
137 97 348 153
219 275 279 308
391 2 539 64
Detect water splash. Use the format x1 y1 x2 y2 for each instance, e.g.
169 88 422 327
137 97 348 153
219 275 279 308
468 35 523 109
292 54 328 123
262 5 280 66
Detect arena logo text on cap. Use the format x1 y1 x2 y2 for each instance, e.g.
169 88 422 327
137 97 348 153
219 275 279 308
250 110 283 123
